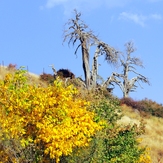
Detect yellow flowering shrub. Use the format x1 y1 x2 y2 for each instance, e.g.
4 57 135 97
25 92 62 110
0 68 104 162
136 138 151 163
138 147 151 163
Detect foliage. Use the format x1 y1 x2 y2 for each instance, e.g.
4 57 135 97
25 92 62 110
138 146 151 163
40 72 55 84
120 97 163 118
7 63 17 70
0 68 104 162
57 69 75 79
64 99 151 163
120 98 143 110
140 99 163 118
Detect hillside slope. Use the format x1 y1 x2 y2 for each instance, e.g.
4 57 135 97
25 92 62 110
120 104 163 163
0 65 162 162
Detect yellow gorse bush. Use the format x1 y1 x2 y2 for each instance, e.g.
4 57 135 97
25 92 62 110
0 68 104 162
138 147 151 163
137 139 151 163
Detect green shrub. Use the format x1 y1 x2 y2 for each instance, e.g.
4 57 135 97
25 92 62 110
64 99 147 163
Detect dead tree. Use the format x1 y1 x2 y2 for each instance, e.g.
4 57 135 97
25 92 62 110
63 10 97 89
110 41 150 98
91 41 119 88
63 9 119 89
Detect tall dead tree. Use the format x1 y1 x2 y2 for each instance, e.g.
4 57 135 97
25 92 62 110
63 10 119 89
111 41 150 98
63 10 97 89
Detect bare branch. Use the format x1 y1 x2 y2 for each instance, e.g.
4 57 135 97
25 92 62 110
63 9 121 89
112 72 124 78
129 57 144 67
110 41 150 97
128 69 150 85
97 41 120 65
125 41 135 54
63 9 98 61
102 73 122 89
128 65 137 71
49 64 57 76
74 43 81 55
136 80 144 89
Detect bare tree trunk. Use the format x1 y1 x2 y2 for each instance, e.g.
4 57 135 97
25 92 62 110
123 91 129 98
91 46 100 88
81 40 90 89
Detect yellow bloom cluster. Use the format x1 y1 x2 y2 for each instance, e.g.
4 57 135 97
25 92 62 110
0 72 103 162
137 147 151 163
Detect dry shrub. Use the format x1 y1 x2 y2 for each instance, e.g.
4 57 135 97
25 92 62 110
139 99 163 118
7 63 17 70
57 69 75 79
120 97 163 118
40 72 55 84
120 97 143 110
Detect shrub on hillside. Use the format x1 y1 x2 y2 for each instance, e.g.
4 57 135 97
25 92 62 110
64 100 151 163
0 68 103 162
120 97 163 118
7 63 17 70
0 68 151 162
57 69 75 79
40 72 55 84
139 99 163 118
40 69 75 85
120 97 143 110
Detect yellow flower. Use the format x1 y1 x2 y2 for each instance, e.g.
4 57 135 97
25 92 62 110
0 72 104 162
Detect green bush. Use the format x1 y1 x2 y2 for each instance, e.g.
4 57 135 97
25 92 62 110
64 99 147 163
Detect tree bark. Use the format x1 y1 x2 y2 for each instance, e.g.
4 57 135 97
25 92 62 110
91 46 100 88
81 39 90 89
123 90 129 98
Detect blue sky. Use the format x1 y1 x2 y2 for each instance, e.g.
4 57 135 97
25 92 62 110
0 0 163 104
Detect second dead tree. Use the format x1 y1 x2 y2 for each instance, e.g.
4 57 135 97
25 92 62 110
108 41 150 98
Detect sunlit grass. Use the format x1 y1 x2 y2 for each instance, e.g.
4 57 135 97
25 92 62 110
0 65 46 87
121 104 163 163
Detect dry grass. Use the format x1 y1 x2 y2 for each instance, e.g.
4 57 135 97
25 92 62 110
0 65 46 87
0 66 13 80
143 116 163 163
120 104 163 163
